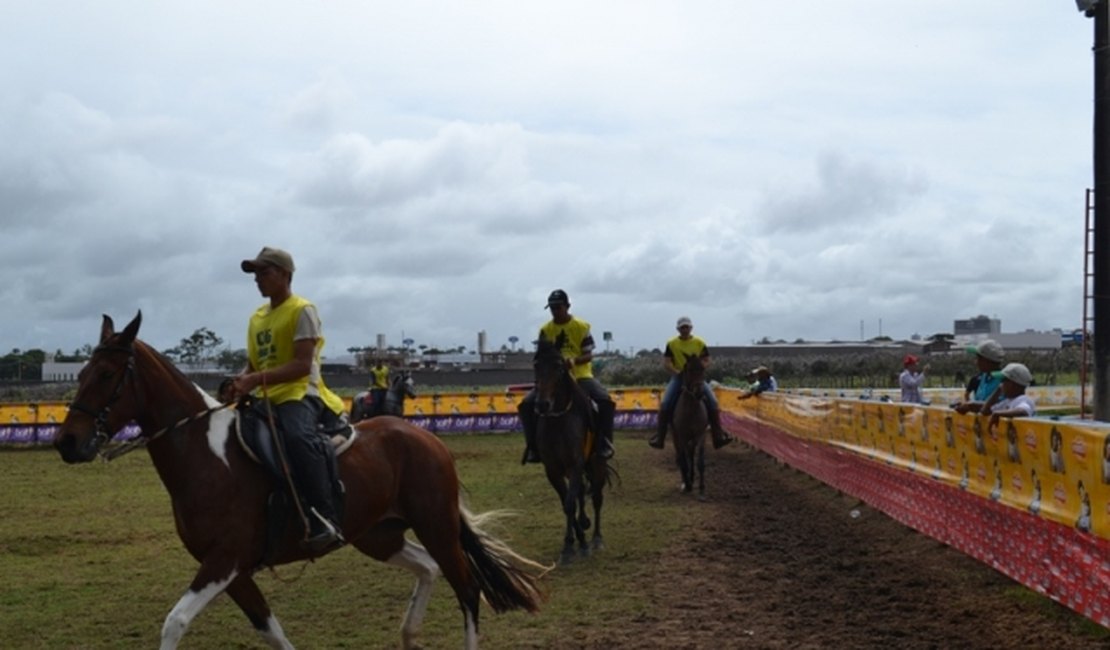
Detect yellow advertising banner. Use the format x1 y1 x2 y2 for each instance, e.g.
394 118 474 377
720 389 1109 540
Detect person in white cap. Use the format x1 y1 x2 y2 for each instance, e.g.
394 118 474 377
648 316 733 450
960 362 1036 428
953 339 1005 414
229 246 347 554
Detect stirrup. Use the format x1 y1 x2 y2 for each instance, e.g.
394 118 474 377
522 447 541 464
303 508 344 553
648 432 665 449
712 432 735 450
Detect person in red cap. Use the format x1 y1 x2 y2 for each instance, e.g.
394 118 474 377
899 354 929 404
517 289 616 463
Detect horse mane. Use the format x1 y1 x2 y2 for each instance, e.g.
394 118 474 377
126 338 211 407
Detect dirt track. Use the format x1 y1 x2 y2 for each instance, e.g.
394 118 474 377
578 440 1107 650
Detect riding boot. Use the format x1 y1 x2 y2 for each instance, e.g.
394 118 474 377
708 405 735 450
518 404 541 464
648 407 669 449
596 400 616 459
288 442 344 553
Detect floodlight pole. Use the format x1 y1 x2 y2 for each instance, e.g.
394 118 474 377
1092 2 1110 419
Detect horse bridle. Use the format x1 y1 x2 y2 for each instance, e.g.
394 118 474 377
66 343 138 451
66 341 228 461
533 359 576 418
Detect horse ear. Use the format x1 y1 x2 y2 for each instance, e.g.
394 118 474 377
99 315 116 343
119 311 143 345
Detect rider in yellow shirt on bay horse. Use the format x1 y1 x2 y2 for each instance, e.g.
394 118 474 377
369 359 390 415
518 289 616 463
648 316 734 450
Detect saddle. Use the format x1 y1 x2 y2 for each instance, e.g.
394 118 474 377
231 397 356 565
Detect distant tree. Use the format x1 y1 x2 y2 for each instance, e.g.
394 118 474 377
215 348 248 372
163 327 224 368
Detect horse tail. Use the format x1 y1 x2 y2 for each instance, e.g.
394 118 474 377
458 506 549 614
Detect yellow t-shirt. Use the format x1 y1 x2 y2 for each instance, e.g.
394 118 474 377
246 294 345 414
370 366 390 389
538 316 595 380
665 335 709 372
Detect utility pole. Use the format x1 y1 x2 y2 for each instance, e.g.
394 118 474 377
1083 1 1110 419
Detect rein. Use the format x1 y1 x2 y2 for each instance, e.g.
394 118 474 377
100 402 232 461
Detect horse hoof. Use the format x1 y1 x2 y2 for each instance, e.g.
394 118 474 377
592 538 606 552
697 493 707 502
560 551 576 566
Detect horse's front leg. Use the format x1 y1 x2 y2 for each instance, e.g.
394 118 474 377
696 439 707 501
160 562 244 649
544 466 576 565
674 441 692 492
567 469 590 558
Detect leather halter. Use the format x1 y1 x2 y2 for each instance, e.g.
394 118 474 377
66 343 137 451
532 355 577 418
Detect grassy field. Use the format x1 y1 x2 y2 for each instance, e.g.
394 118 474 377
0 432 690 649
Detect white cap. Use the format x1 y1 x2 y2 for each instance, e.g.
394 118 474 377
676 316 693 328
1001 363 1032 387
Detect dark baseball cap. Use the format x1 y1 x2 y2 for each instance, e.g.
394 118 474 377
545 289 569 308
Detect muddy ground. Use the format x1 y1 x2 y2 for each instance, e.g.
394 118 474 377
578 440 1107 650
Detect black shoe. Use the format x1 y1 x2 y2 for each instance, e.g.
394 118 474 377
712 432 735 450
522 448 541 464
599 439 614 459
648 432 665 449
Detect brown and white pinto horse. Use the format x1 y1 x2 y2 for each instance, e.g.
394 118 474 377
53 313 544 650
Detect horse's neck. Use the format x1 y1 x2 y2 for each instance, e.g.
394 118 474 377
133 344 224 487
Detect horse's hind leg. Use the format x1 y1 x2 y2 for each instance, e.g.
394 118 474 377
224 574 294 650
353 524 442 650
588 467 606 552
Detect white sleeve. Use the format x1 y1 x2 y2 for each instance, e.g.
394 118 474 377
294 305 323 341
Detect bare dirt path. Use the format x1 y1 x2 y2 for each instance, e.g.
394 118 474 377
587 441 1107 650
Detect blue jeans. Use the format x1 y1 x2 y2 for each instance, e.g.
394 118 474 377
660 374 720 413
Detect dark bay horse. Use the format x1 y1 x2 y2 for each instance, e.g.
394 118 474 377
531 335 608 565
672 355 709 499
350 371 416 423
53 313 543 650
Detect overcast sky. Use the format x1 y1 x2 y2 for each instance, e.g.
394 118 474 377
0 3 1098 358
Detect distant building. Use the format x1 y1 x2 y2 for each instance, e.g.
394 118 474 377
40 354 85 382
954 315 1001 337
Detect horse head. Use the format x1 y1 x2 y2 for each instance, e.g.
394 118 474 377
532 332 571 415
399 371 416 399
55 312 144 463
681 355 707 397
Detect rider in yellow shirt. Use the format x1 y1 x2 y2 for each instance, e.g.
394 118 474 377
369 360 390 416
230 246 345 553
648 316 734 450
517 289 616 463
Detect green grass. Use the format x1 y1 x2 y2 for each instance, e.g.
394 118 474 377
0 434 691 649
